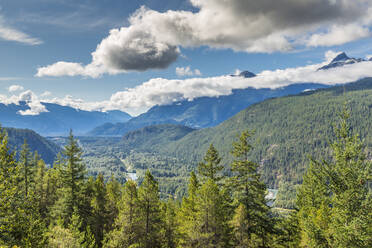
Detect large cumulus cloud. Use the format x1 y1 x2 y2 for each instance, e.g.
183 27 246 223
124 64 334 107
36 0 372 78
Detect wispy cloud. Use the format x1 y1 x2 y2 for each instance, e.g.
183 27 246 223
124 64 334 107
8 84 24 92
0 77 20 81
0 15 42 45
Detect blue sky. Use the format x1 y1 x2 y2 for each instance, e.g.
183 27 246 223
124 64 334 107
1 0 372 115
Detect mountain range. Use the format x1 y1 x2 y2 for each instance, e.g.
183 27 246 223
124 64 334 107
90 52 371 136
318 52 371 70
0 102 131 136
103 77 372 190
89 83 329 136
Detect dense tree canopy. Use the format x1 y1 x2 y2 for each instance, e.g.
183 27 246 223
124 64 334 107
0 106 371 247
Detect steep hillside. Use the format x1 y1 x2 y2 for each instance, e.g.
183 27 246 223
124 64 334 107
89 83 328 136
4 127 61 164
163 77 372 187
120 124 195 152
0 102 131 136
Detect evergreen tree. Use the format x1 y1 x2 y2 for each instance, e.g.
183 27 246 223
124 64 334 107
54 130 87 225
162 196 179 248
33 152 48 218
272 212 301 248
228 130 273 247
105 176 122 233
18 140 34 197
104 180 141 248
69 211 95 248
297 108 372 247
90 173 108 247
43 153 64 225
0 127 24 246
230 203 249 248
177 171 200 247
0 128 46 247
137 170 164 248
297 160 331 248
194 179 232 248
198 144 224 184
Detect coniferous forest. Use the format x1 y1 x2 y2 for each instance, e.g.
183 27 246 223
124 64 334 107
0 108 371 248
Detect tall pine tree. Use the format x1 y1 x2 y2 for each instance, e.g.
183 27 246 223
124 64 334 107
229 130 273 247
104 180 141 248
54 130 86 225
177 171 200 247
138 170 164 248
198 144 224 184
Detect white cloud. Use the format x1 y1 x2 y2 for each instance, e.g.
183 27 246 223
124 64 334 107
0 90 48 115
36 0 372 77
8 84 24 92
99 52 372 115
325 50 341 62
6 51 372 116
0 15 42 45
306 24 371 47
176 66 202 77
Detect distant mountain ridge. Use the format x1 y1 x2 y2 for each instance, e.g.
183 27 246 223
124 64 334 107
89 83 329 136
0 101 131 136
318 52 371 70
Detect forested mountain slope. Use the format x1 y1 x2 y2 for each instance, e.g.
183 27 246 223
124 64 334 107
120 124 195 152
4 127 61 164
162 77 372 187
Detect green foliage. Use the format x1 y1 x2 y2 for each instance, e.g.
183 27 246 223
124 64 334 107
120 124 195 152
164 78 372 190
54 130 87 225
161 197 179 248
137 170 164 248
274 182 299 209
297 108 372 247
2 87 372 247
272 212 301 248
228 130 273 247
5 127 60 164
18 140 34 197
193 179 232 247
0 127 47 247
198 144 224 184
177 171 200 247
104 180 141 248
90 174 108 247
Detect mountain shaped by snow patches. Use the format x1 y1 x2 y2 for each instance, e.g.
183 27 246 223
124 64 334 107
318 52 367 70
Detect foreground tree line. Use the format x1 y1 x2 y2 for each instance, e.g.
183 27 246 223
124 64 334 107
0 109 371 248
